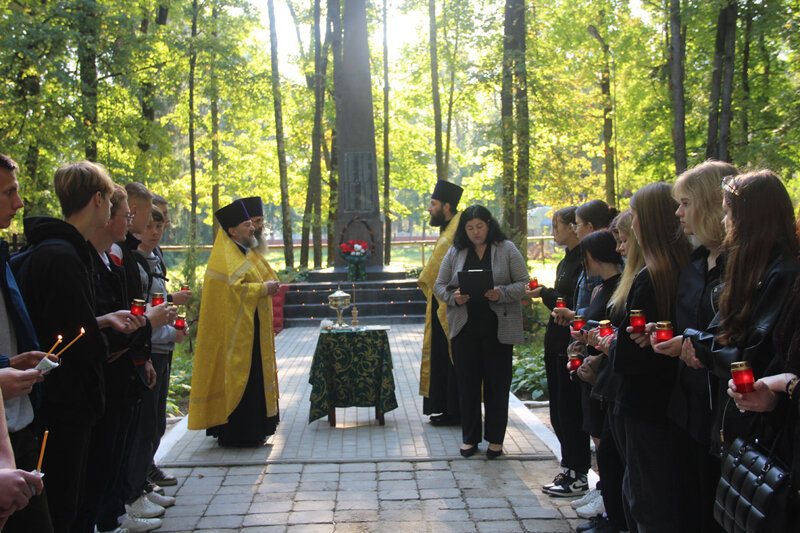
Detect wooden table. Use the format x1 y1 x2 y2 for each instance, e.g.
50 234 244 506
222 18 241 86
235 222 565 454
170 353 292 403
308 327 398 426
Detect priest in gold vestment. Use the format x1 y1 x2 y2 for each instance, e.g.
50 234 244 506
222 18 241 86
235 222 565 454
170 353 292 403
188 199 281 447
419 180 463 426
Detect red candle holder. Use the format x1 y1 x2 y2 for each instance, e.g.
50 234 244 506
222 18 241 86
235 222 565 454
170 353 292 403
572 315 586 331
731 361 755 393
131 299 146 316
598 320 614 337
568 354 582 371
529 278 539 290
630 310 646 333
180 284 190 291
151 293 165 306
174 315 186 329
555 297 567 308
655 321 674 342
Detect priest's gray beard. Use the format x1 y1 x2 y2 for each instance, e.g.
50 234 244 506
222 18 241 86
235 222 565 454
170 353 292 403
251 229 270 255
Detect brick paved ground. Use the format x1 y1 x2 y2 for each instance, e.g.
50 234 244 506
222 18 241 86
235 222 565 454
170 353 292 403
153 325 588 532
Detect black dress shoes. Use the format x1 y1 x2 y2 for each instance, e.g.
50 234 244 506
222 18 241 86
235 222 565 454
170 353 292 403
486 446 503 459
460 445 477 458
430 414 461 427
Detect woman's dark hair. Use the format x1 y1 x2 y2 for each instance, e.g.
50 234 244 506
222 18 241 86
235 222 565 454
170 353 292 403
453 204 507 250
717 170 800 345
581 230 621 268
576 199 618 229
553 206 577 227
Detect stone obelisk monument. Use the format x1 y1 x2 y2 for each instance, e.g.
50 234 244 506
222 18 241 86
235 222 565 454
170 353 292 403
334 0 382 267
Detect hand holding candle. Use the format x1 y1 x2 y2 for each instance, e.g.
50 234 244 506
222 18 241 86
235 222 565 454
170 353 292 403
36 430 49 472
46 335 63 356
528 277 539 290
130 299 146 316
731 361 755 393
572 315 586 331
54 328 85 358
598 320 614 337
568 354 582 371
151 292 165 306
630 310 646 333
655 321 673 342
555 297 567 308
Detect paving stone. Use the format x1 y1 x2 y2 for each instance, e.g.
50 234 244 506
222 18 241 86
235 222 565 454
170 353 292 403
514 506 562 519
204 502 251 516
264 473 302 483
333 509 380 522
158 515 200 532
216 483 258 495
378 479 416 491
466 497 508 509
421 498 466 510
378 489 420 500
425 521 477 533
192 466 228 477
521 519 573 532
195 513 245 529
419 488 462 500
335 499 379 511
298 480 339 492
294 500 335 512
295 490 337 501
301 472 340 482
250 500 293 514
414 461 449 470
475 520 524 533
339 472 376 482
303 463 340 473
423 508 470 521
211 493 254 505
373 521 427 533
376 462 413 472
339 463 376 473
163 503 208 517
240 527 287 533
333 524 380 533
252 491 296 503
243 512 291 527
470 507 517 521
266 464 303 474
377 470 413 481
257 482 300 493
286 526 335 533
287 510 334 524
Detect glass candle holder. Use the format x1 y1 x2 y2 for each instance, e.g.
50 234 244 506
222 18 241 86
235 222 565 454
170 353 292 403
151 293 165 306
731 361 755 393
131 299 146 316
598 320 614 337
181 284 190 291
655 321 674 342
555 297 567 308
529 278 539 290
630 310 646 333
568 354 582 371
174 315 186 329
572 315 586 331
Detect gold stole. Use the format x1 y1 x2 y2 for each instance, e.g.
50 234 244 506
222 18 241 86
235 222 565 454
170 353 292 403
418 211 461 397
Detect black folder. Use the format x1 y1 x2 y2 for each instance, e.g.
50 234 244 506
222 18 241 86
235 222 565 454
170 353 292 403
457 269 494 300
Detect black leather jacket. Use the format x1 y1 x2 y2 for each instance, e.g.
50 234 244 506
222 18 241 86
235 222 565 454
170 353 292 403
685 253 799 455
541 245 583 355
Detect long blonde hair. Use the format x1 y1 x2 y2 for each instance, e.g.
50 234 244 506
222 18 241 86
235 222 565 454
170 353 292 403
609 210 643 322
672 160 737 254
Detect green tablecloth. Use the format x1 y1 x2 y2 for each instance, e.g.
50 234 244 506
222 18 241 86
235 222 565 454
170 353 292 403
308 328 398 424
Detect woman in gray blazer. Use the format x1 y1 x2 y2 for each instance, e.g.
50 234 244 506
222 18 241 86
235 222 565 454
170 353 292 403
433 205 529 458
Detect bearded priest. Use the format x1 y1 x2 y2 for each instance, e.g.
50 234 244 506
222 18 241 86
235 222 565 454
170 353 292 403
188 199 281 447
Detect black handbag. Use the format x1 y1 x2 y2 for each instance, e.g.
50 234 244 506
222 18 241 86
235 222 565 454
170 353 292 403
714 431 791 533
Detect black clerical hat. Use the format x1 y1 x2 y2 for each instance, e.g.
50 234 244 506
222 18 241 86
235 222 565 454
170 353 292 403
215 199 251 232
431 180 463 210
241 196 264 218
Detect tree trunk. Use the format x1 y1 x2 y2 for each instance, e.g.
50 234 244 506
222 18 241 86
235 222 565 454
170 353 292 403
705 7 726 160
719 1 737 162
327 0 342 268
382 0 391 265
741 0 752 153
512 0 528 252
268 0 294 268
444 26 459 175
77 0 99 161
210 5 221 236
501 0 515 228
186 0 199 286
668 0 687 174
429 0 445 181
309 0 324 269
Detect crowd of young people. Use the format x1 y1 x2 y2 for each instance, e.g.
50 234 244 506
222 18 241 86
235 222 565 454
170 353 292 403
0 154 189 533
531 161 800 533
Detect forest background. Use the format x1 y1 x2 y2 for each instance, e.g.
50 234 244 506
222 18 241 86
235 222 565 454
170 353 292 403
2 0 800 280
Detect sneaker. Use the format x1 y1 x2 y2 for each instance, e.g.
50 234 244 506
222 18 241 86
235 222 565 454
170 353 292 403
125 494 165 518
146 480 165 495
118 514 163 533
542 469 589 497
576 515 605 532
145 490 175 508
542 468 570 491
148 465 177 487
95 527 131 533
570 487 601 509
576 492 606 518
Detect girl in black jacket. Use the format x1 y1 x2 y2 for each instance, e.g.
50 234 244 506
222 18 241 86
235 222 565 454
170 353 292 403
528 207 588 496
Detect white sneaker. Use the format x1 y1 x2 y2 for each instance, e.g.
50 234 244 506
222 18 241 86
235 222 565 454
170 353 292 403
570 487 601 509
125 494 165 518
145 490 175 508
576 491 606 518
118 514 162 533
94 527 131 533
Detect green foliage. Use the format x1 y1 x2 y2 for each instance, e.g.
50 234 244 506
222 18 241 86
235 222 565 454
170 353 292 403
512 343 548 400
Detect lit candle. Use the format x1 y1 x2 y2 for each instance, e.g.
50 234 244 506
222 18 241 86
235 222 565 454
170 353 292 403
181 284 190 291
568 354 582 371
731 361 755 393
352 284 356 305
54 328 85 358
529 278 539 290
174 315 186 329
555 297 567 308
46 335 63 356
598 320 614 337
655 321 674 342
572 315 586 331
130 299 146 316
630 310 646 333
151 292 165 306
36 430 49 472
